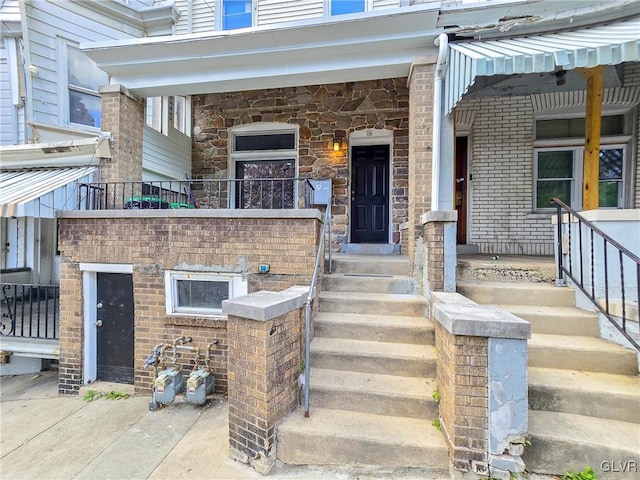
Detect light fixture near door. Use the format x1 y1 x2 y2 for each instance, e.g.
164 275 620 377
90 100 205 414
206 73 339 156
330 130 348 151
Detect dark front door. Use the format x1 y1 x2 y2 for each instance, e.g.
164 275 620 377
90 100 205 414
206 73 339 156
455 136 468 245
350 145 389 243
97 273 134 384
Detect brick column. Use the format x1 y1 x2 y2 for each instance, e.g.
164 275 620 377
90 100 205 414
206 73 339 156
422 210 457 295
58 260 83 395
99 84 144 184
408 57 436 275
223 286 308 475
431 292 531 479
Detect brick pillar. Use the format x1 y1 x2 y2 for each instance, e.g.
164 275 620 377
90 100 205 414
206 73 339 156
99 84 144 184
58 260 83 395
223 286 308 475
422 210 457 294
431 293 531 479
408 57 436 275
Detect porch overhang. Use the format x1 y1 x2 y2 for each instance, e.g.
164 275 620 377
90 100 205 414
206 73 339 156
80 5 441 97
444 16 640 114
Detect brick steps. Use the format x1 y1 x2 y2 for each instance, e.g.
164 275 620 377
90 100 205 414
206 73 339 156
277 254 447 473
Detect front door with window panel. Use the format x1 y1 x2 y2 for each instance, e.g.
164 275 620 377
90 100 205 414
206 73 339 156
96 273 134 384
350 145 389 243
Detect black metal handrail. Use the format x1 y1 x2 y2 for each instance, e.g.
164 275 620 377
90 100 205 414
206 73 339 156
77 178 315 211
552 198 639 350
1 284 60 339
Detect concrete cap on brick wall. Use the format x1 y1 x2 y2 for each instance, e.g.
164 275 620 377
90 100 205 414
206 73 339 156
420 210 458 225
222 286 309 322
434 303 531 340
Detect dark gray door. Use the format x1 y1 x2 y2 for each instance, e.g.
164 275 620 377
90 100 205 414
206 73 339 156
350 145 389 243
97 273 134 384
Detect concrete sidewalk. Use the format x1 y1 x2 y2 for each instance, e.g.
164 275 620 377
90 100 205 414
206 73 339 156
0 371 361 480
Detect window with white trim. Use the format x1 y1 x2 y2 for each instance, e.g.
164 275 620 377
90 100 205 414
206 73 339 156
533 114 629 210
145 96 191 136
220 0 254 30
165 271 247 317
230 125 298 209
66 44 108 128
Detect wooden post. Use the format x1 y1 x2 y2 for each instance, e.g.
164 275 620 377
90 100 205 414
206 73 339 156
577 66 604 211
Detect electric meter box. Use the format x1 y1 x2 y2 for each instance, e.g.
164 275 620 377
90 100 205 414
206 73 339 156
309 179 332 205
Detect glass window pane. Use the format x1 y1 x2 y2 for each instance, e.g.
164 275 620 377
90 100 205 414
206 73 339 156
236 160 295 209
235 133 295 151
599 148 623 180
173 96 187 134
537 180 571 208
331 0 365 15
223 0 252 30
146 97 162 131
537 151 573 179
67 46 108 91
177 280 229 309
69 90 102 127
598 181 620 208
536 115 624 139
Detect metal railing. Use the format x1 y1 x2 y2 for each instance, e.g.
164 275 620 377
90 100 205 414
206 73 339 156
553 198 639 350
77 178 316 210
1 284 60 339
303 202 332 417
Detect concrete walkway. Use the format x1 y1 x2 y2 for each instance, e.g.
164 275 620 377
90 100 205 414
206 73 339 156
0 371 368 480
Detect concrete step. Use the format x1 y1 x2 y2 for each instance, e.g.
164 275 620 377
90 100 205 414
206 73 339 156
319 291 425 317
310 368 438 419
277 408 448 471
310 337 436 377
339 243 400 255
457 281 575 307
495 304 600 336
524 410 640 479
321 273 414 294
528 333 639 375
528 367 640 423
456 254 555 283
315 312 434 345
329 254 410 276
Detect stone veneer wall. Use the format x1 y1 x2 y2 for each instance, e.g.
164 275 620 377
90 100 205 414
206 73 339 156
191 79 410 248
57 212 320 395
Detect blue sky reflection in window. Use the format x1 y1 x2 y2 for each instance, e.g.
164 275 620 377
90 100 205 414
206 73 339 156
331 0 365 16
223 0 252 30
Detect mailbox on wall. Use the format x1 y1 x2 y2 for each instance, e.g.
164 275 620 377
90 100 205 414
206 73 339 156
309 179 332 206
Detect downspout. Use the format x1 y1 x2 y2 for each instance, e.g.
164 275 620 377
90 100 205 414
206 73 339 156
431 33 449 211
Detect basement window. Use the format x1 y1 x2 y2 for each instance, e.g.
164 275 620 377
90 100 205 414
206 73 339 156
165 271 247 317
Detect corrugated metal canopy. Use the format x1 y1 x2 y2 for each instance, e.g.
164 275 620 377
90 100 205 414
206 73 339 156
445 17 640 114
0 167 96 217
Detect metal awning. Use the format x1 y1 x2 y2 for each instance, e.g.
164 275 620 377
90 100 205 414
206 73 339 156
444 16 640 113
0 167 97 218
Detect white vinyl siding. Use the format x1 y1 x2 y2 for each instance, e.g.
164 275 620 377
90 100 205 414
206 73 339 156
174 0 217 34
23 0 140 132
142 126 191 180
257 0 323 26
372 0 400 10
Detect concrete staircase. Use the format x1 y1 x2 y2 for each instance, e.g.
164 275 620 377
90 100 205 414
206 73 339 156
277 254 448 475
457 256 640 479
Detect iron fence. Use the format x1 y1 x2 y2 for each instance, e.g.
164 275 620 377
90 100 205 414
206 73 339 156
1 284 60 339
77 178 315 211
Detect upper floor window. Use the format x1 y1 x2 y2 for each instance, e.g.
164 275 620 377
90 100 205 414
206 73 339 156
67 45 108 128
223 0 253 30
145 96 191 137
330 0 365 16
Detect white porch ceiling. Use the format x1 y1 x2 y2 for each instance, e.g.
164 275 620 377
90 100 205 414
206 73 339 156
445 16 640 113
81 5 441 97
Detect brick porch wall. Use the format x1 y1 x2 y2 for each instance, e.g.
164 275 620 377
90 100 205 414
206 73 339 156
192 79 410 248
57 211 321 395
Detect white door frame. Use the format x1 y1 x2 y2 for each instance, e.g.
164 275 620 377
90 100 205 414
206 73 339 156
79 263 133 385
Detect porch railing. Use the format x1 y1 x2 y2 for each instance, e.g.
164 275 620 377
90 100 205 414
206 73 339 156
77 178 316 211
552 198 639 351
1 284 60 340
